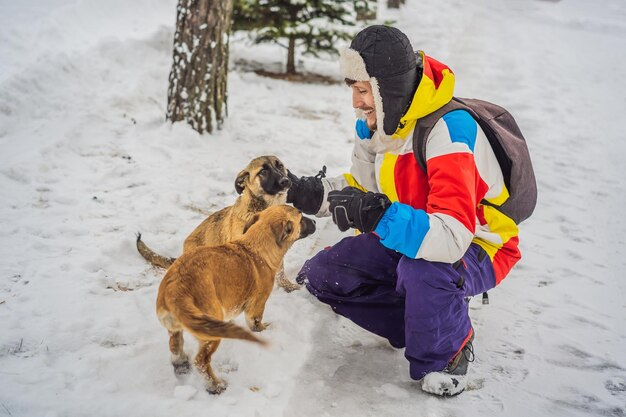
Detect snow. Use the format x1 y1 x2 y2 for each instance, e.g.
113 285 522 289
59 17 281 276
1 0 625 416
174 385 198 401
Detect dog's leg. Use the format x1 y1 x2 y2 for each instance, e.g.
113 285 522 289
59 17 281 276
169 331 191 375
275 261 301 292
245 300 271 332
194 339 227 394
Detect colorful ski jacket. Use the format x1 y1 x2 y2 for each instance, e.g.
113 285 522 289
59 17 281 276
321 52 520 284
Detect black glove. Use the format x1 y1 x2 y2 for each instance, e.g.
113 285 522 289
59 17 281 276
328 187 391 233
286 166 326 215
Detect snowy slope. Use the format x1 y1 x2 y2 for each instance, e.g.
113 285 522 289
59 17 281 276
1 0 625 416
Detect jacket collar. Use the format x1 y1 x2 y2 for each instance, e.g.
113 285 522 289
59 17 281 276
393 51 456 139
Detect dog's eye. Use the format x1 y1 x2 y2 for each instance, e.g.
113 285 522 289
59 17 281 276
258 169 267 176
276 162 283 169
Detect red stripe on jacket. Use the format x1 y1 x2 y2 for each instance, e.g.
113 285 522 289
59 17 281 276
426 153 488 233
492 236 521 284
422 56 453 89
394 153 429 209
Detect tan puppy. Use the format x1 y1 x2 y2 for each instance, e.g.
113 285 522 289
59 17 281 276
156 205 316 394
137 155 301 291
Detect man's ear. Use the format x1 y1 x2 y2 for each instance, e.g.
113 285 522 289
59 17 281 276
235 171 249 195
242 214 260 234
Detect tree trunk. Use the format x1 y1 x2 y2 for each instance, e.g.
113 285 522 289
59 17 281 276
387 0 401 9
286 35 296 75
166 0 234 134
356 0 377 20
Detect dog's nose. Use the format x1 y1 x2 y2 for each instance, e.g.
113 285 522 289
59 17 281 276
279 177 291 188
300 217 316 237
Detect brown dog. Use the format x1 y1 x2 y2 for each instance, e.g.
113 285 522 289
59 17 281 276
156 205 316 394
137 155 301 291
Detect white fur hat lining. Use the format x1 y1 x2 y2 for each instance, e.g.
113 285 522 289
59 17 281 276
339 47 387 136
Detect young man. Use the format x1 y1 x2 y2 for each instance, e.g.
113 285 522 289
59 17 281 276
287 25 521 396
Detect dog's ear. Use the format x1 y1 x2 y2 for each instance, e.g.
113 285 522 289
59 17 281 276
235 170 249 195
242 214 260 234
284 220 294 237
272 220 293 246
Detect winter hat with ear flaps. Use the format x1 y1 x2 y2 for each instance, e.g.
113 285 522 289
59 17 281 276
340 25 420 136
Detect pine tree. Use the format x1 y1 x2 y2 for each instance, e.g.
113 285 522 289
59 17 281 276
233 0 357 75
167 0 234 134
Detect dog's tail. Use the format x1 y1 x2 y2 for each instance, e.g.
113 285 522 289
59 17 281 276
185 314 267 346
136 232 177 269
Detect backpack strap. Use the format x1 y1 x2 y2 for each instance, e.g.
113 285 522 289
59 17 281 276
413 98 506 217
413 98 473 171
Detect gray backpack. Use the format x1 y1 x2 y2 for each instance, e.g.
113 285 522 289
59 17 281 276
413 97 537 224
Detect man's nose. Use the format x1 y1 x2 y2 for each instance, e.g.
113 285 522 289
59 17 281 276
352 91 363 109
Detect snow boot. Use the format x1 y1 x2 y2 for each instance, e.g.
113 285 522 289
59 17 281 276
421 331 475 397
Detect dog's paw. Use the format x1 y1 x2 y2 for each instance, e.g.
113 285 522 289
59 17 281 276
206 379 228 395
173 360 191 376
278 279 301 293
251 320 271 332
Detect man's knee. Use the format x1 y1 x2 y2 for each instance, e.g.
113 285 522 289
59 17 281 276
297 248 368 299
396 257 464 304
296 249 328 290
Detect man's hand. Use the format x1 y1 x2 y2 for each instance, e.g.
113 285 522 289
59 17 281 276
327 187 391 233
286 167 326 215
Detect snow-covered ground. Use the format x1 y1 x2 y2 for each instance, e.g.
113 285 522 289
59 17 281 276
1 0 625 416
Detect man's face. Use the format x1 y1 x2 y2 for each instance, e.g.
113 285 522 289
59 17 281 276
351 81 376 130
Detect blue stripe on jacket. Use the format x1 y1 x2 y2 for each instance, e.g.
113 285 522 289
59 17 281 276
442 110 477 152
374 202 430 258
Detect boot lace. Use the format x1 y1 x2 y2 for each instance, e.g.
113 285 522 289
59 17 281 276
462 340 475 363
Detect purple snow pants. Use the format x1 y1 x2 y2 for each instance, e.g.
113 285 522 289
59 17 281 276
296 233 496 380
